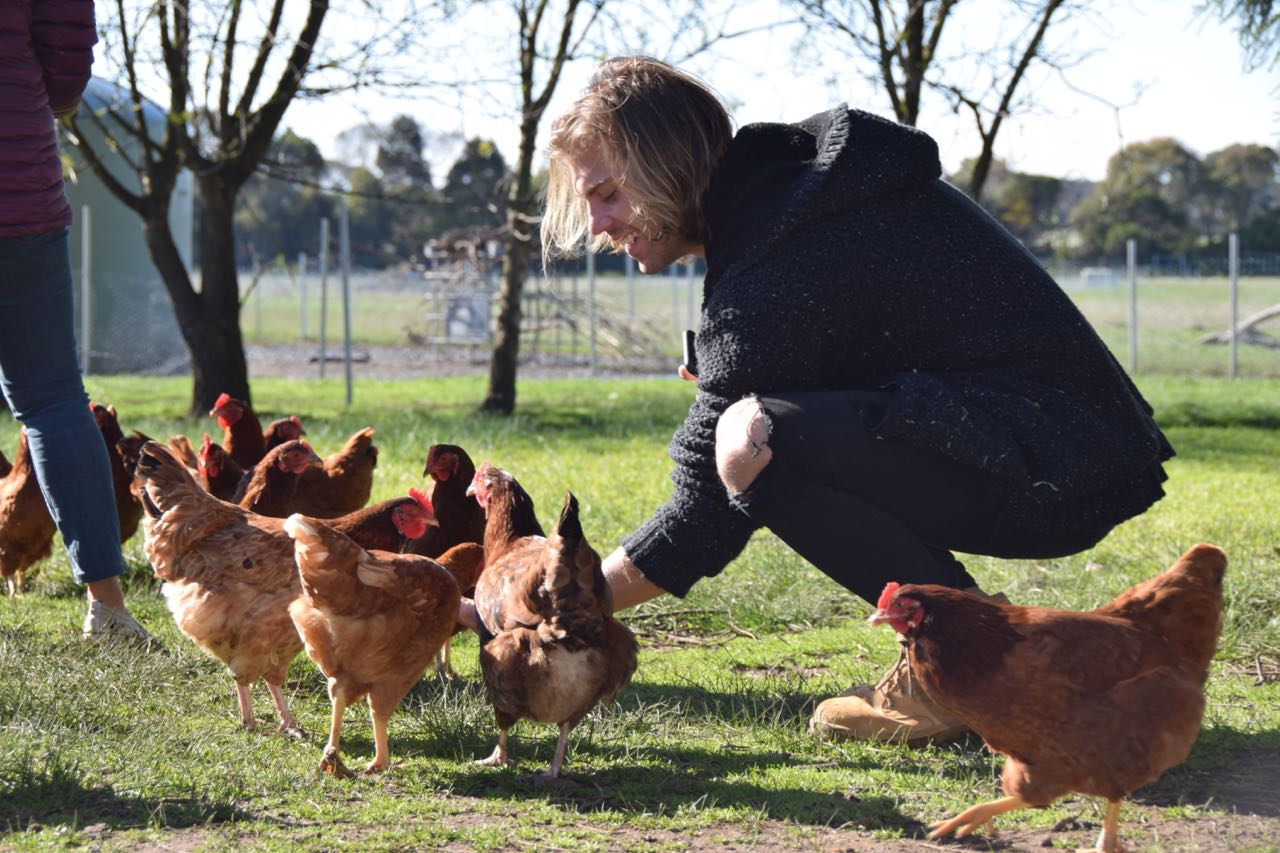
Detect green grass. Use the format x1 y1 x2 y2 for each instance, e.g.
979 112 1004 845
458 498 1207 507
1 374 1278 850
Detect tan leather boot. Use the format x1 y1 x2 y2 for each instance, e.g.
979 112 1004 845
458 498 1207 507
809 591 1008 745
809 636 969 745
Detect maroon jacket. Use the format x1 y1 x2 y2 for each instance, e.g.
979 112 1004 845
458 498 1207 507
0 0 97 238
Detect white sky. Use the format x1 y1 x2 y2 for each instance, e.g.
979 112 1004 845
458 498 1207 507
279 0 1278 184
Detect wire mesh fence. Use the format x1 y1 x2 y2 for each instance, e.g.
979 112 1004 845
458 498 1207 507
75 253 1280 381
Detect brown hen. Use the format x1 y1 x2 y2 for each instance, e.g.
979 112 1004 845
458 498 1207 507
408 443 489 675
135 441 436 735
210 393 266 470
89 402 143 544
469 463 637 779
869 543 1227 852
0 430 54 596
284 513 461 777
234 440 322 518
293 427 378 518
197 433 246 502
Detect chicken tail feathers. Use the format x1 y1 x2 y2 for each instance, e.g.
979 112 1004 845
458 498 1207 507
1097 543 1227 673
538 491 607 644
284 513 368 589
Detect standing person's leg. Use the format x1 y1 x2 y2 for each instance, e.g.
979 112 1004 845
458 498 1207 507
0 230 147 639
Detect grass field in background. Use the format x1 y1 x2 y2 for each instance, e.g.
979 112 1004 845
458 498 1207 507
238 272 1280 377
0 374 1277 850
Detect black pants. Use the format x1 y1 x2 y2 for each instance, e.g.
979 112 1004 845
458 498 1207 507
733 390 1111 604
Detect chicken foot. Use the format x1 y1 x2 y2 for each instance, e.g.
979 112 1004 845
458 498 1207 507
476 729 509 767
361 701 393 776
318 696 353 778
928 794 1029 839
1080 800 1125 853
7 570 25 597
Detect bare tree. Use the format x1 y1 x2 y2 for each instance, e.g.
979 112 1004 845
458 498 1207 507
789 0 1085 201
65 0 432 413
477 0 786 414
481 0 602 414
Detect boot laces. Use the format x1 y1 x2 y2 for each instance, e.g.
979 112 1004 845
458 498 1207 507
873 636 918 700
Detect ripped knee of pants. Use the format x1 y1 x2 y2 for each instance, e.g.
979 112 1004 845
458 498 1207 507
715 395 773 496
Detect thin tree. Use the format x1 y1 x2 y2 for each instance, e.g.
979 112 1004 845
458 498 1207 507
481 0 602 414
789 0 1083 201
65 0 431 413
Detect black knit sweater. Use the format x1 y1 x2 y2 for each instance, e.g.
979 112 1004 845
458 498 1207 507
621 106 1173 597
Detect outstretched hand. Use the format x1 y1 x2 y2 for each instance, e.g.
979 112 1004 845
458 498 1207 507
457 598 479 633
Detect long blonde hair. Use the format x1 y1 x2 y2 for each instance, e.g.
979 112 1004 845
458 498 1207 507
542 56 733 265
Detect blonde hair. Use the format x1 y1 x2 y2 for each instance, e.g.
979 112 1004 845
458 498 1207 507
542 56 733 265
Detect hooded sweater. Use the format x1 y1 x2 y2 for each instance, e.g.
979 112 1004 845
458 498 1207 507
0 0 97 238
622 106 1173 597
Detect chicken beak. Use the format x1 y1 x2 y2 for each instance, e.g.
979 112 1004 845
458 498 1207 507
867 608 892 627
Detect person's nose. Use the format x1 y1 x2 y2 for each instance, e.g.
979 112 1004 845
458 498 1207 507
587 200 615 236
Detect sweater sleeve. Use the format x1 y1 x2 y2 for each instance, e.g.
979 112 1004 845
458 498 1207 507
621 268 832 597
30 0 97 116
620 385 761 597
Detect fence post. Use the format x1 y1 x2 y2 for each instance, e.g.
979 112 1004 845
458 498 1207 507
1228 232 1239 379
339 199 353 405
1126 238 1137 375
80 204 92 373
319 217 330 378
298 251 308 341
587 248 597 376
626 254 636 329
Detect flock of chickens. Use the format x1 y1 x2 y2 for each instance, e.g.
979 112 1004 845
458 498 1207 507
2 394 636 782
0 393 1230 851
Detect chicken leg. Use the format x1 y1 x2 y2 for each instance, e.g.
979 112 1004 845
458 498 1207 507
362 690 402 775
1081 800 1125 853
539 721 575 781
928 794 1029 839
265 679 304 738
319 694 353 778
234 682 257 730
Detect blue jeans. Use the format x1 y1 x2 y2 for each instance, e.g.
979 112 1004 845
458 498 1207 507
0 228 126 585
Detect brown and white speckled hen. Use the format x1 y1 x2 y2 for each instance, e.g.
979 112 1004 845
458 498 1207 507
468 462 637 779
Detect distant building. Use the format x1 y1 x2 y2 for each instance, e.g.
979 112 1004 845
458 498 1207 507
61 77 192 375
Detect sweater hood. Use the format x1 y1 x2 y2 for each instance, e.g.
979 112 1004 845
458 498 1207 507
704 106 940 290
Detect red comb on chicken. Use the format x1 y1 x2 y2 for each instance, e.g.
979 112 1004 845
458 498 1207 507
408 487 434 518
876 582 900 611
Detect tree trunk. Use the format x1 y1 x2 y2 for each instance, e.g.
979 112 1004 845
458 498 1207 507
481 115 540 415
143 179 250 416
190 182 252 412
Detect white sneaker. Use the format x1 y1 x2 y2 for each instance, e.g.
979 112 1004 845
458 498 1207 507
83 600 152 643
